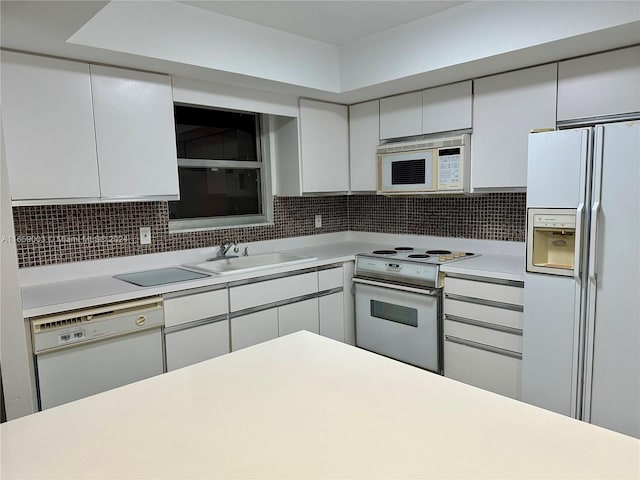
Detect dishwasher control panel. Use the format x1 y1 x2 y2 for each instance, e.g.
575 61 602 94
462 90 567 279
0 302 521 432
59 328 86 344
30 297 164 353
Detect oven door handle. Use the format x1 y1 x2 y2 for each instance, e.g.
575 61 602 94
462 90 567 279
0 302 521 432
352 277 440 296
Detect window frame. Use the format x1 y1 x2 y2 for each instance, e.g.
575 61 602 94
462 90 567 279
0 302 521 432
168 109 273 232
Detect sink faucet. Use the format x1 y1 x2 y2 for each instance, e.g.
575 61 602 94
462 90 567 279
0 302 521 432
217 239 238 258
206 239 239 262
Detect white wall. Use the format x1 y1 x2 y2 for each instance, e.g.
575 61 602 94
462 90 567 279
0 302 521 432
339 1 640 92
68 1 340 93
0 117 38 419
172 76 299 118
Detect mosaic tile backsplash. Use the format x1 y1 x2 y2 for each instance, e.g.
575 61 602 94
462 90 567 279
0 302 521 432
12 193 525 267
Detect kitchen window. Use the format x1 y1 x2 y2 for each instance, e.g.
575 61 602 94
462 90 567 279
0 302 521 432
168 105 272 231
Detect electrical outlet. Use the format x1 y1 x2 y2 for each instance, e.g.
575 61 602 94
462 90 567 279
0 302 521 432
315 214 322 228
139 227 151 245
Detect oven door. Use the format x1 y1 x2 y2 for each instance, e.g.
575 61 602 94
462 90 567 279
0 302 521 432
354 278 441 373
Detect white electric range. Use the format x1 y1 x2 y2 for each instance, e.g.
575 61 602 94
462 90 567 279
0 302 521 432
353 246 480 373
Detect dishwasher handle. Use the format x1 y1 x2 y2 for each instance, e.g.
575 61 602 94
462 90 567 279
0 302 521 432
352 277 440 296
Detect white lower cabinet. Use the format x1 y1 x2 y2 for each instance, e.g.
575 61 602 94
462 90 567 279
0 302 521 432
165 320 230 372
163 287 229 371
229 265 348 351
443 274 524 400
319 292 345 342
279 298 319 336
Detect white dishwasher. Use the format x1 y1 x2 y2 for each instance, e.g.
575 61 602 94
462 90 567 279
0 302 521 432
31 297 165 410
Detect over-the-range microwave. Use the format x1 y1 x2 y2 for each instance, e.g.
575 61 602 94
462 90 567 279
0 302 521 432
377 134 470 195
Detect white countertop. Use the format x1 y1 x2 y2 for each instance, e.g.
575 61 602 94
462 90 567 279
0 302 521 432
441 253 525 282
2 332 638 479
20 234 525 317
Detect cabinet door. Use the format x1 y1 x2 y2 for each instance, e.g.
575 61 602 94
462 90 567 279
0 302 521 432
278 298 319 336
319 292 345 342
298 99 349 193
422 81 472 134
165 320 230 371
557 46 640 121
349 100 379 192
379 91 422 139
90 65 179 198
444 337 522 399
1 51 100 201
231 308 278 351
471 64 557 190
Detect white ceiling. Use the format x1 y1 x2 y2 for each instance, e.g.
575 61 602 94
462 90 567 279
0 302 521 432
179 1 466 45
1 1 639 104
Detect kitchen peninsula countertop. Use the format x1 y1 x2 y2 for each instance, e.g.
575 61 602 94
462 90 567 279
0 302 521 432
2 332 638 479
20 235 525 317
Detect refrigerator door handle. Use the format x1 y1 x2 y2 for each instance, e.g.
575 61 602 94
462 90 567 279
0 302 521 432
573 203 584 281
588 126 605 282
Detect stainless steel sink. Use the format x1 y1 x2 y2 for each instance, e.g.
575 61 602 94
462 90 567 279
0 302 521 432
185 253 316 275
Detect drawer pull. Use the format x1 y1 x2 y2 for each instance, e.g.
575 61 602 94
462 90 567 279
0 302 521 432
445 273 524 288
164 314 228 334
445 293 523 312
444 335 522 360
445 314 523 336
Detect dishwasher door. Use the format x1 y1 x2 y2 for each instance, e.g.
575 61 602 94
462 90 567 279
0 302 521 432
32 297 165 410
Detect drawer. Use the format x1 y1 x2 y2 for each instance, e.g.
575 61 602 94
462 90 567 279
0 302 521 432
164 289 227 328
444 277 523 305
318 266 343 290
444 298 523 330
229 272 318 312
444 318 522 354
444 337 522 399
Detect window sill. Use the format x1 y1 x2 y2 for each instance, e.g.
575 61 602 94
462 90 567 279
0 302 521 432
168 216 274 234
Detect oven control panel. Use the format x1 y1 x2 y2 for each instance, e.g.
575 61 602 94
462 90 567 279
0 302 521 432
355 255 440 287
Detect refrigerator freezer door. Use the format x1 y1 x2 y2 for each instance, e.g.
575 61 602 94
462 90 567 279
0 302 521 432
526 129 589 208
522 274 581 416
583 121 640 438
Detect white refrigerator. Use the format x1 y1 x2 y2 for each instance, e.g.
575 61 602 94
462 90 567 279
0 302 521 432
522 120 639 438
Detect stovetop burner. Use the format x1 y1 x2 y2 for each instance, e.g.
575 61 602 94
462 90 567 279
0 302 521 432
365 247 479 266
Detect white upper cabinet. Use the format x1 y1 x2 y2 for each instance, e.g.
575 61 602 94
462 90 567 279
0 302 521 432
471 64 557 191
90 65 179 199
379 91 422 139
557 46 640 122
298 99 349 193
1 51 100 201
349 100 379 192
422 81 472 135
1 52 180 203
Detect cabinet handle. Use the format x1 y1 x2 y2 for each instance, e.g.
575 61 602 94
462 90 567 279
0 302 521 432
445 314 522 336
444 335 522 360
164 314 228 334
445 293 523 312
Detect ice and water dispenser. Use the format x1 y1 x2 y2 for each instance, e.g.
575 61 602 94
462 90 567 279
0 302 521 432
526 208 577 276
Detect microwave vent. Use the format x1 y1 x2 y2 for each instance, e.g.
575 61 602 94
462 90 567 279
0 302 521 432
377 134 467 155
